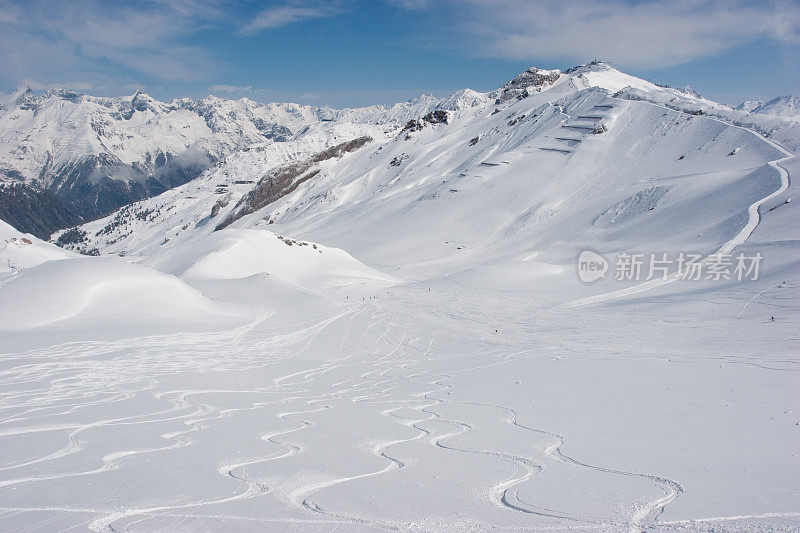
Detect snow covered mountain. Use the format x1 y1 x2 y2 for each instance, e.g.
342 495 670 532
0 87 326 237
737 95 800 119
6 64 797 244
0 87 445 239
750 95 800 118
736 99 765 112
1 62 798 532
58 62 798 276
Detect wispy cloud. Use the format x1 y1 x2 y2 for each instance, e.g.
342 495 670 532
0 0 222 92
401 0 800 69
210 84 254 93
240 2 343 34
208 84 274 96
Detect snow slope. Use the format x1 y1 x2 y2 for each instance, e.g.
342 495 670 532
0 258 247 334
148 228 398 289
0 62 797 532
751 95 800 118
0 219 73 273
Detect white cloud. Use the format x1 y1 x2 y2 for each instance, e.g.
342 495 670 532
241 3 342 34
208 84 273 96
210 84 253 93
0 0 222 91
408 0 800 69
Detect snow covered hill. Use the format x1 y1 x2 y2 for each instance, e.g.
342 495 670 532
1 62 798 532
0 219 73 273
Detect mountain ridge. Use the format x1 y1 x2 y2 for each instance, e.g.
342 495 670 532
2 62 798 240
49 62 796 293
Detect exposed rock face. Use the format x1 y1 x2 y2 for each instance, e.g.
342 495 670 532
402 110 449 136
494 67 561 102
216 136 372 231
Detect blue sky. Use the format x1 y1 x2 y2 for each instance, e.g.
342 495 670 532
1 0 798 108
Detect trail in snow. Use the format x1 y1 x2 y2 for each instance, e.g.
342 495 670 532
564 105 794 309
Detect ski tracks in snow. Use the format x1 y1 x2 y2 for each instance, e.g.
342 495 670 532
0 295 725 532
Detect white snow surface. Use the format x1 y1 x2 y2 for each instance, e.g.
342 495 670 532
148 228 398 289
0 63 798 532
750 95 800 119
0 219 73 273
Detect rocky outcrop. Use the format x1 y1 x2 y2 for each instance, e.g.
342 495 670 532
494 67 561 102
216 136 372 231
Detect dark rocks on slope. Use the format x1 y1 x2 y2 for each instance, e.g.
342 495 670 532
216 136 372 231
495 67 561 103
0 183 82 240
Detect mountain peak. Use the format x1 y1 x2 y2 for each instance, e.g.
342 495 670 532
493 67 562 102
10 85 35 107
131 90 154 103
563 59 616 74
750 95 800 118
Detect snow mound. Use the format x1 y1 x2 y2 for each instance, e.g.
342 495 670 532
0 257 246 332
148 229 398 289
0 219 73 273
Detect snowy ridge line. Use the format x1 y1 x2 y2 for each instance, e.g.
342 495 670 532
563 104 795 309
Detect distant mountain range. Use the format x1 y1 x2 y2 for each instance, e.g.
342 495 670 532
1 62 797 240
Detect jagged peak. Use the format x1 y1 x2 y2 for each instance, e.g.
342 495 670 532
679 85 702 98
509 67 562 87
438 88 490 110
11 85 34 102
131 90 154 103
6 85 37 108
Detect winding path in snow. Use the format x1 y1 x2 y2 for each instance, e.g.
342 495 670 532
564 106 795 309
